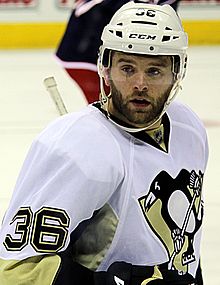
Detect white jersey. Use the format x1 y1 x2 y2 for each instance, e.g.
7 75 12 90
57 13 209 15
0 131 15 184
0 101 208 285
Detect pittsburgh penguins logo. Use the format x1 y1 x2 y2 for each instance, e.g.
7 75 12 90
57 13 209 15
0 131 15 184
139 169 204 273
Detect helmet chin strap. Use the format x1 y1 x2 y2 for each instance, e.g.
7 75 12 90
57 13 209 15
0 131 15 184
99 73 182 133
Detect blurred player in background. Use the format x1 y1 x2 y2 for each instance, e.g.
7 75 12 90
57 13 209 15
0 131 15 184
56 0 181 103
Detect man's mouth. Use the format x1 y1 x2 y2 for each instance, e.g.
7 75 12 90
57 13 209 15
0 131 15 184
130 98 150 108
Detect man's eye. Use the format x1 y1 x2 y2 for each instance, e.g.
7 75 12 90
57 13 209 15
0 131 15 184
121 66 134 75
147 68 161 77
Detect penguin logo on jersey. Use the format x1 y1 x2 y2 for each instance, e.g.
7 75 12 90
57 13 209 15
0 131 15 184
138 169 204 273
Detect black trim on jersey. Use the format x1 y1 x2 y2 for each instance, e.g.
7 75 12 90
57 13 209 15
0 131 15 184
131 114 170 153
93 101 170 153
195 260 204 285
54 209 101 284
54 254 94 285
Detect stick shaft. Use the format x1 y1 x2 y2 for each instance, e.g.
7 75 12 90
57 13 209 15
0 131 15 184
44 77 68 116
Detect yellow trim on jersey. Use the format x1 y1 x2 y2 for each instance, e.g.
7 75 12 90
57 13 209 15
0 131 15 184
0 255 61 285
146 124 166 151
0 20 220 49
72 203 118 271
141 266 163 285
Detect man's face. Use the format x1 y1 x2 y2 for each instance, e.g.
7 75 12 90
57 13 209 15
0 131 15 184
105 51 174 128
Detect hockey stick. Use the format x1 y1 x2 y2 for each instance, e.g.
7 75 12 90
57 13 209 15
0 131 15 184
168 191 197 270
44 76 68 116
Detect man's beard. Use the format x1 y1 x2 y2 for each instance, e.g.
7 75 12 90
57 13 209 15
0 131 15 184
109 81 171 127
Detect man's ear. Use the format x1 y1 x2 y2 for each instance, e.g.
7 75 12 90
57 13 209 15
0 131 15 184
103 68 111 86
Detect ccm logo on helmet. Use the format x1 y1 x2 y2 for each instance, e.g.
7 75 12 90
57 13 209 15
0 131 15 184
129 34 156 40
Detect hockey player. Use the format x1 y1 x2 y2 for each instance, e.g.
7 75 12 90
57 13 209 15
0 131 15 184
0 2 207 285
56 0 181 104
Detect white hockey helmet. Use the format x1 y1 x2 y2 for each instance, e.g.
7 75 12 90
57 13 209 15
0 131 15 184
98 1 188 132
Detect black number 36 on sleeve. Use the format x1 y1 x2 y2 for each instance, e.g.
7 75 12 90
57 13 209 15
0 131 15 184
4 206 70 253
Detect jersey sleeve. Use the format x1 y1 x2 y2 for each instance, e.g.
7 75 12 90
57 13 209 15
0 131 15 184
0 117 124 285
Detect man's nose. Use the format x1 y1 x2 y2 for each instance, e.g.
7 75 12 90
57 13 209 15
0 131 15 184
133 73 148 92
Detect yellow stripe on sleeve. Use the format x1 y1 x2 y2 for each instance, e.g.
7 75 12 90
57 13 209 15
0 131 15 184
0 255 61 285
